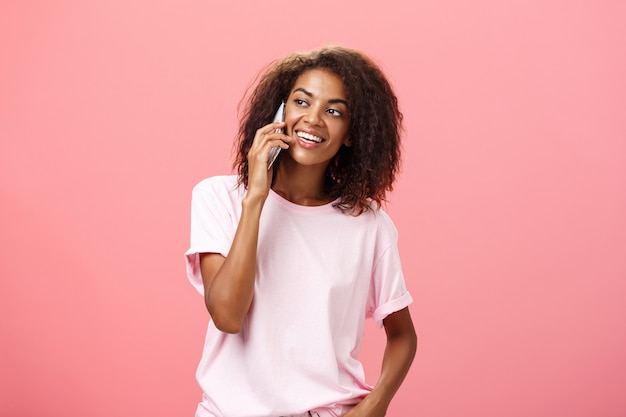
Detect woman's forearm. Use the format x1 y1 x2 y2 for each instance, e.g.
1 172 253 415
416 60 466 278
361 308 417 415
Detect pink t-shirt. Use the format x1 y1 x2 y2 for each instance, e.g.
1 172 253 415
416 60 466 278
185 175 412 417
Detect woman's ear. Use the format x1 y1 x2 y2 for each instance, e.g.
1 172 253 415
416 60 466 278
343 137 352 147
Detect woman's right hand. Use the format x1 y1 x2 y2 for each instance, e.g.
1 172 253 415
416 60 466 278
245 121 290 201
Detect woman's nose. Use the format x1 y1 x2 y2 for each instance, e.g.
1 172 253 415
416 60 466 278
304 106 323 126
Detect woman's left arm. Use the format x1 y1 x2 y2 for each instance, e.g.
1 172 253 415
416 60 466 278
345 307 417 417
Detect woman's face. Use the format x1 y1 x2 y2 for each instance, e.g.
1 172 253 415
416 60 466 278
283 68 351 168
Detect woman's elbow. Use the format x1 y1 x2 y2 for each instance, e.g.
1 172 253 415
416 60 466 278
212 315 243 334
409 329 418 354
205 298 244 334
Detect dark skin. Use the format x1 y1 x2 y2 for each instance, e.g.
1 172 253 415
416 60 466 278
200 69 417 416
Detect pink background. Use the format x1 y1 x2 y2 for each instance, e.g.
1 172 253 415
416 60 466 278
1 1 625 416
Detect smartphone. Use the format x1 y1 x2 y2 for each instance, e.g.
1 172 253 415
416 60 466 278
267 101 285 170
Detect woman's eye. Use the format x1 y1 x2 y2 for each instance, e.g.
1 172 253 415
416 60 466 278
327 108 342 117
295 99 308 106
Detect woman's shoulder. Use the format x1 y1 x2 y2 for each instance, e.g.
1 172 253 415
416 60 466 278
361 203 399 240
193 175 239 191
192 175 245 200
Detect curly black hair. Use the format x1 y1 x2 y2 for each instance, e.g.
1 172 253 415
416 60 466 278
234 45 403 215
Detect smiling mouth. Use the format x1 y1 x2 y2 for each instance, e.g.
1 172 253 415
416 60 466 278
297 131 324 143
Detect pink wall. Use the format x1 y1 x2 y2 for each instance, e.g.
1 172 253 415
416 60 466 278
1 1 625 416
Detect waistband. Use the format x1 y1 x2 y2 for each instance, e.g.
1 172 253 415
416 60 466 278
282 403 351 417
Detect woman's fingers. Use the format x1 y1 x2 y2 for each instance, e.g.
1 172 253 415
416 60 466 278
249 122 289 165
246 121 290 195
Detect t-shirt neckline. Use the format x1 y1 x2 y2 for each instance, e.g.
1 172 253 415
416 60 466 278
268 188 340 213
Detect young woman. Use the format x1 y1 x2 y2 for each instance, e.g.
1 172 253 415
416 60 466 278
185 46 417 417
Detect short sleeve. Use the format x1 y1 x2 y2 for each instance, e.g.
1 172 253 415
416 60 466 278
366 211 413 327
184 177 241 295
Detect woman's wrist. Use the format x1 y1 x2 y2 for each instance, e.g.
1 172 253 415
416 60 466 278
242 190 267 208
366 384 392 409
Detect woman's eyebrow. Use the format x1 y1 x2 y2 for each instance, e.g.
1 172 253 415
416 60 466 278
293 87 349 107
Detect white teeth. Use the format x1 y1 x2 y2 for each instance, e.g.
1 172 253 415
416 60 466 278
297 131 323 143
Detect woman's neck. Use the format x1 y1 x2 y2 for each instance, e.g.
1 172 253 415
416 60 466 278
271 160 331 206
